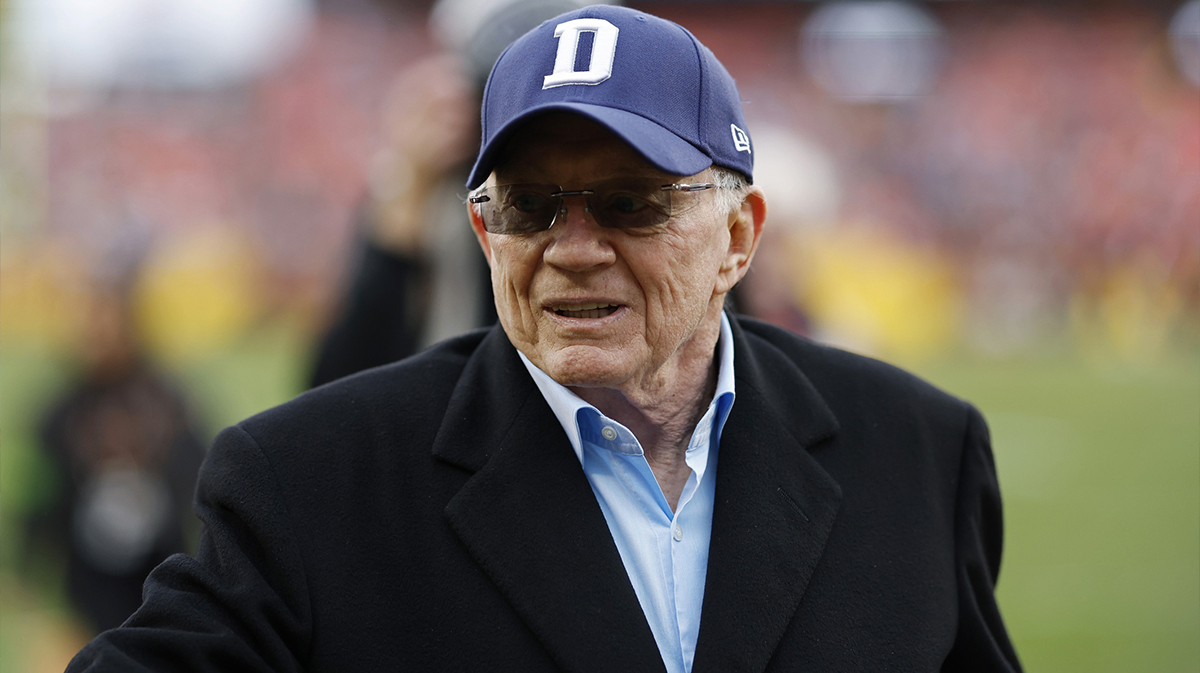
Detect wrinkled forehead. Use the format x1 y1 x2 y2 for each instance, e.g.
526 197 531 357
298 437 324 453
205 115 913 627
489 112 678 186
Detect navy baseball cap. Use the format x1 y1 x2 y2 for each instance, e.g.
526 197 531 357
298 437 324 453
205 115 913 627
466 5 753 189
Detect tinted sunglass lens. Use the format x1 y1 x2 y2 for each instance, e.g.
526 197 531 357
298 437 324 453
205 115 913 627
487 185 558 234
590 183 672 229
480 180 691 233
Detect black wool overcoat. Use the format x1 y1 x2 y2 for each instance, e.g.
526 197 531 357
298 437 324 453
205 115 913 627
68 317 1022 672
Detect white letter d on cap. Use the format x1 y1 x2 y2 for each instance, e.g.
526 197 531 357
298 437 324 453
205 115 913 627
542 18 619 89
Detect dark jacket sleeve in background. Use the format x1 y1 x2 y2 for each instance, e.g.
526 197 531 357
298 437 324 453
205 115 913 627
309 225 497 389
309 236 429 388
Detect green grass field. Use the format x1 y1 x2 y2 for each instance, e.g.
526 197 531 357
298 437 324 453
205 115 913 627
2 331 1197 671
914 354 1200 671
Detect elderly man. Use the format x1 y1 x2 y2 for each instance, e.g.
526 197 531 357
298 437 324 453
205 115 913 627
68 6 1021 673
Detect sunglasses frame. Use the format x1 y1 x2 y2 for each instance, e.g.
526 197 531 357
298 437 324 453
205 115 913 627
469 181 717 235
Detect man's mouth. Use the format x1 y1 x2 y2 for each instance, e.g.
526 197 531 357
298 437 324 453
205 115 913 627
552 302 621 319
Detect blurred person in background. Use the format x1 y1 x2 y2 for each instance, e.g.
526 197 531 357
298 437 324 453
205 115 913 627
309 0 601 386
23 256 206 634
306 52 491 386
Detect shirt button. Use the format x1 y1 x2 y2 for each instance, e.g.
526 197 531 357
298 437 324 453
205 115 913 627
673 525 683 541
601 426 617 441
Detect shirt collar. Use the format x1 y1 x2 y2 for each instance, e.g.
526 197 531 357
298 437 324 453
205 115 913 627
519 311 737 465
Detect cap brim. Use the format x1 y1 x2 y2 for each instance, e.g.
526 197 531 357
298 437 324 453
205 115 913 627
466 102 713 189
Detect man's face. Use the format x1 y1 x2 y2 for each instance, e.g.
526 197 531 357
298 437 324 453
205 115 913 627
470 114 757 395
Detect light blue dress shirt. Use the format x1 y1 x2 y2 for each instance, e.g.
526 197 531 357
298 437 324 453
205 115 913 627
518 312 736 673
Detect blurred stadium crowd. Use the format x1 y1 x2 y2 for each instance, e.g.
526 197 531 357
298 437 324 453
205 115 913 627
0 0 1197 669
3 0 1196 366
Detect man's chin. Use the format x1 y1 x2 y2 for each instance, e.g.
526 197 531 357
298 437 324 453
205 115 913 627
538 346 631 390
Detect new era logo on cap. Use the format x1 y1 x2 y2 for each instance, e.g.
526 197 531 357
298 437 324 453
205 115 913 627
731 124 751 154
467 5 754 188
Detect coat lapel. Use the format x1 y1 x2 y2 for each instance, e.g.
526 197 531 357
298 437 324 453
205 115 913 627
692 319 843 673
434 327 666 673
433 320 843 673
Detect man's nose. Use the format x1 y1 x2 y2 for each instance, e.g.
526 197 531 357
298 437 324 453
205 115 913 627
543 195 616 272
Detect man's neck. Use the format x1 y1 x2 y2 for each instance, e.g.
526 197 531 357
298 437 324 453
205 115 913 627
570 309 723 510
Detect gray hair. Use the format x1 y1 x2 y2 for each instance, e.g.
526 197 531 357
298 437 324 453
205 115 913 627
709 166 750 216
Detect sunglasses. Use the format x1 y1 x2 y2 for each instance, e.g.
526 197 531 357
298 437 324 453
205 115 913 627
468 178 716 235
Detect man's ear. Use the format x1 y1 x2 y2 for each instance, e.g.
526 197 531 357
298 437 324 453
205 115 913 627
466 199 493 267
716 185 766 294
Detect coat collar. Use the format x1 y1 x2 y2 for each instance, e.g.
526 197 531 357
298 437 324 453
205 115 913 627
691 317 842 673
433 319 841 673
